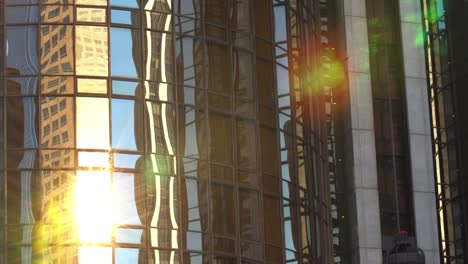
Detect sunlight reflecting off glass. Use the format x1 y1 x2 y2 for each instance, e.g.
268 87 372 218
76 170 113 243
78 247 112 264
76 97 110 149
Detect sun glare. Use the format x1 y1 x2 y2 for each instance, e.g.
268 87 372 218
76 170 113 243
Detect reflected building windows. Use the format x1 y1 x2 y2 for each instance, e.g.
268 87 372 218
0 0 331 263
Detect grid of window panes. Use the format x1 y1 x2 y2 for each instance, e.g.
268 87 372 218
0 0 331 263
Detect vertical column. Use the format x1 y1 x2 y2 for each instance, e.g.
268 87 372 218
337 0 382 263
399 1 440 262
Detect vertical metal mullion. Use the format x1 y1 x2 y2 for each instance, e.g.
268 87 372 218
2 1 7 262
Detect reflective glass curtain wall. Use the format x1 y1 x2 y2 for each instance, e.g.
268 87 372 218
0 0 331 263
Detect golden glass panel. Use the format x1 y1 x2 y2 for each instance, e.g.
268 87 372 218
77 78 107 94
77 7 107 23
76 97 109 149
76 0 108 6
40 5 74 23
40 25 74 75
40 97 75 148
40 77 74 94
76 26 108 77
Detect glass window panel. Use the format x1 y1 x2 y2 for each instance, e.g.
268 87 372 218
144 30 173 82
177 86 205 107
7 97 38 149
205 0 228 25
276 65 290 95
153 250 179 264
184 231 208 251
7 150 38 169
274 5 287 43
213 236 235 254
180 179 209 232
210 164 234 182
143 0 172 13
115 229 144 244
113 80 140 96
7 26 39 76
7 6 39 23
78 151 110 168
41 170 76 224
239 189 260 241
209 112 232 164
111 28 141 78
145 102 176 155
233 50 254 99
145 82 174 101
6 171 40 224
113 172 144 225
263 196 282 246
76 0 108 5
254 0 272 39
113 153 142 170
174 16 198 35
76 26 108 77
241 241 263 261
115 248 146 264
150 228 178 248
41 150 74 169
231 0 250 32
40 5 73 23
260 127 278 175
256 59 275 107
180 158 207 178
78 247 112 264
144 12 172 31
208 93 231 112
178 106 206 159
40 77 74 94
111 9 140 26
112 99 143 151
7 77 38 95
176 37 202 87
174 0 200 18
211 184 235 235
147 155 176 176
77 7 107 23
110 0 139 8
76 97 109 149
236 119 257 170
76 171 113 243
40 97 74 148
40 25 74 75
77 78 107 94
7 0 37 5
148 176 178 228
206 42 230 94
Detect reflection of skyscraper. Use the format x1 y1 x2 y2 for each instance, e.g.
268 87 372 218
1 1 333 263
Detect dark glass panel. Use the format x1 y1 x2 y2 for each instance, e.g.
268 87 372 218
7 6 39 24
206 42 230 94
112 99 144 151
263 196 282 246
7 97 39 149
178 106 207 159
260 127 278 175
254 0 272 40
143 0 172 13
144 11 172 31
205 0 228 26
209 112 233 164
145 102 176 155
211 163 234 182
208 93 231 112
151 250 179 264
145 82 174 101
111 28 142 78
174 0 200 18
213 236 236 255
144 30 174 82
256 59 275 107
239 189 260 241
180 179 209 232
178 86 205 107
241 241 263 261
7 150 38 169
233 50 253 99
211 184 235 236
236 119 257 170
180 158 208 179
231 0 250 32
7 171 41 225
7 26 39 76
7 77 38 95
176 37 203 88
147 175 179 228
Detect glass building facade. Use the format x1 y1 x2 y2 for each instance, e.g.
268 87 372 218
0 0 332 263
